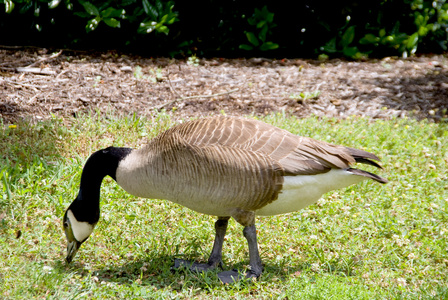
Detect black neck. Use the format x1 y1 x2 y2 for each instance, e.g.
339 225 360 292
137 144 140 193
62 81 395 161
69 147 132 223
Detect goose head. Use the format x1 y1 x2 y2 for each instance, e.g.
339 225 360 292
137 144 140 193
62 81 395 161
63 209 81 263
63 205 96 263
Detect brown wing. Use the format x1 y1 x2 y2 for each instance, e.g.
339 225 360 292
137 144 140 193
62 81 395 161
144 128 284 211
163 116 381 176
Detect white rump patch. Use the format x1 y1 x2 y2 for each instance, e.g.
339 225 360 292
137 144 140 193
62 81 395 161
67 210 94 242
256 169 366 216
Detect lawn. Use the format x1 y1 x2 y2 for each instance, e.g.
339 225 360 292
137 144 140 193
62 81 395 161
0 112 447 299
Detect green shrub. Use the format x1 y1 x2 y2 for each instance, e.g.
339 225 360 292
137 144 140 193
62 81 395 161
239 6 279 52
137 0 177 35
320 0 448 58
75 0 125 32
320 24 367 60
1 0 178 48
358 0 448 57
1 0 447 58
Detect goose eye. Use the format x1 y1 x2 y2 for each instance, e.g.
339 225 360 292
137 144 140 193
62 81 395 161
64 222 69 228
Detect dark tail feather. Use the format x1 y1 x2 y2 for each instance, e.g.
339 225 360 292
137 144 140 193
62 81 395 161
344 147 387 183
346 147 383 169
347 168 388 184
354 157 383 169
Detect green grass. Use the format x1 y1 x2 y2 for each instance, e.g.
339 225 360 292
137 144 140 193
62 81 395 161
1 112 447 299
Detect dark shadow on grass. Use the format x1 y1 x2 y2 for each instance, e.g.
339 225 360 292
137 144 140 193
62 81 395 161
56 253 358 289
57 255 272 286
90 256 305 288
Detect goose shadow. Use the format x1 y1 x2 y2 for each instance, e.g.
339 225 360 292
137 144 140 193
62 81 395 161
62 256 256 287
55 253 354 288
91 257 305 287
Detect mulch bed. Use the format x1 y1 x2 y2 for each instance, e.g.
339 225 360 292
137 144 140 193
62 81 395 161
1 48 447 124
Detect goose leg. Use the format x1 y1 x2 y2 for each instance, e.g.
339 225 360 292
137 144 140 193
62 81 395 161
173 217 229 272
206 217 229 267
217 224 263 284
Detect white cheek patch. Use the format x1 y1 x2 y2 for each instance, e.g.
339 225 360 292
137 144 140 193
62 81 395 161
67 210 94 242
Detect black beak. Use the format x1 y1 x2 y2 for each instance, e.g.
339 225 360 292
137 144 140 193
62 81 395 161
66 239 81 263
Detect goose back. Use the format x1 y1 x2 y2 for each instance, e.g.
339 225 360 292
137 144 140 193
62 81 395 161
163 116 376 175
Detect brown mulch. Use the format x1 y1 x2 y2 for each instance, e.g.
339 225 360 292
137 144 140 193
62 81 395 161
1 48 447 124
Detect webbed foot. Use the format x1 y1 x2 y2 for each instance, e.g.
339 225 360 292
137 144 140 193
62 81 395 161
172 258 220 273
217 269 259 284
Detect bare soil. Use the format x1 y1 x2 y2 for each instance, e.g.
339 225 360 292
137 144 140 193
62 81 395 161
1 48 447 124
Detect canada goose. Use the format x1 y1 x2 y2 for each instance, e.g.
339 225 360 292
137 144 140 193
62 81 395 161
63 115 387 283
